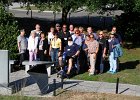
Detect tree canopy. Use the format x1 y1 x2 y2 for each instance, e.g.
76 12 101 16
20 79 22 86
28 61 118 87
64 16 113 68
1 0 140 44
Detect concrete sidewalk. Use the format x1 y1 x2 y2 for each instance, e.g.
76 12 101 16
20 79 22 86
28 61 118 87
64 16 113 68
3 70 138 97
50 75 140 97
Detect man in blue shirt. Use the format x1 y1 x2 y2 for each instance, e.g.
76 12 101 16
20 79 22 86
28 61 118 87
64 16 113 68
111 26 122 45
72 30 83 46
64 37 80 75
87 27 98 40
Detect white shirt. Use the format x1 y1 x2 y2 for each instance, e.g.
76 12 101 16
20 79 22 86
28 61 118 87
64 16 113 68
69 30 74 35
48 32 54 45
33 30 42 39
28 36 38 52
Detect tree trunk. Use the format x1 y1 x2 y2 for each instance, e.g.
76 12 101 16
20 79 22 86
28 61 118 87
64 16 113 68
62 7 71 24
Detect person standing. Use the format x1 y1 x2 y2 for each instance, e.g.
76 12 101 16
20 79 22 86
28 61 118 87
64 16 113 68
86 34 99 75
97 31 107 74
87 27 98 40
48 27 55 45
69 24 75 35
28 31 38 61
55 23 61 34
111 26 122 44
58 24 71 52
37 32 48 61
72 30 83 46
17 29 28 66
108 33 120 74
79 26 86 40
34 24 42 38
49 33 62 66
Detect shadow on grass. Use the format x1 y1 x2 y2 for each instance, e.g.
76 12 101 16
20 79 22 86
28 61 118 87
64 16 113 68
119 60 140 71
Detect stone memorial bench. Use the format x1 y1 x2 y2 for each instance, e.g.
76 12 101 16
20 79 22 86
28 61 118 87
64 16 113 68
22 61 55 76
22 61 55 94
0 50 56 95
9 60 17 73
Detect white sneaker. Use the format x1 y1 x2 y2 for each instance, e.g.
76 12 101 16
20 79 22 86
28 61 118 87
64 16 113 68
89 73 94 76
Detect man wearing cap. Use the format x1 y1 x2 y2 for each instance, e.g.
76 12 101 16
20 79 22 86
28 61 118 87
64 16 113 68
63 37 80 75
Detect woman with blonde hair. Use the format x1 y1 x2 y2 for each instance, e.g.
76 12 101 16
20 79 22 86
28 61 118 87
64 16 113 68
28 30 38 61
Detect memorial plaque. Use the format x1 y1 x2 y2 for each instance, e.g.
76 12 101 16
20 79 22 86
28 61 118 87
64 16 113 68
0 50 9 87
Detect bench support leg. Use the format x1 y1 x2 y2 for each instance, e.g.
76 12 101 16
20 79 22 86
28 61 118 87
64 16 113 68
46 66 51 77
25 65 30 73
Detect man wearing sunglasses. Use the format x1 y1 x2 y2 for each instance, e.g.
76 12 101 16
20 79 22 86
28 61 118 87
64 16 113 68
86 34 99 76
58 24 71 52
96 31 107 74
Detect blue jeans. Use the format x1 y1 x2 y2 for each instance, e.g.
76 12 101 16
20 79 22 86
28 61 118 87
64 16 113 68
51 48 59 65
109 52 118 72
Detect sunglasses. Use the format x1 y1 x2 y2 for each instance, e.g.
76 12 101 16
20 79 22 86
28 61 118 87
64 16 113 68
99 34 103 35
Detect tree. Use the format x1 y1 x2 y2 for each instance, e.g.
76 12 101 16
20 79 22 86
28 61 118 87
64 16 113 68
32 0 87 23
107 0 140 45
0 3 19 59
31 0 111 23
11 0 106 23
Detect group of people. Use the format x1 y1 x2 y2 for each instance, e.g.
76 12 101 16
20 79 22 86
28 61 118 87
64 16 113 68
17 23 123 77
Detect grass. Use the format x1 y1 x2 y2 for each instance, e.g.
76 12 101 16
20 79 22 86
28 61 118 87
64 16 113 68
1 48 139 99
73 48 140 85
1 91 140 100
0 95 35 100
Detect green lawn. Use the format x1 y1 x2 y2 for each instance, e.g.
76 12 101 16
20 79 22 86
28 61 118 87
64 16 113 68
0 95 35 100
73 48 140 85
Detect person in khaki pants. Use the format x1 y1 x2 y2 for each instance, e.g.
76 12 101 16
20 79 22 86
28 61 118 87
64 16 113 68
86 34 99 76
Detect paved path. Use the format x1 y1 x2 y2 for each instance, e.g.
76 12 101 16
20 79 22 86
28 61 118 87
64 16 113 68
7 70 140 97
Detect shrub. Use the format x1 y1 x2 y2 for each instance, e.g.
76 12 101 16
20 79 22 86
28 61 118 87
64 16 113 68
0 3 19 59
